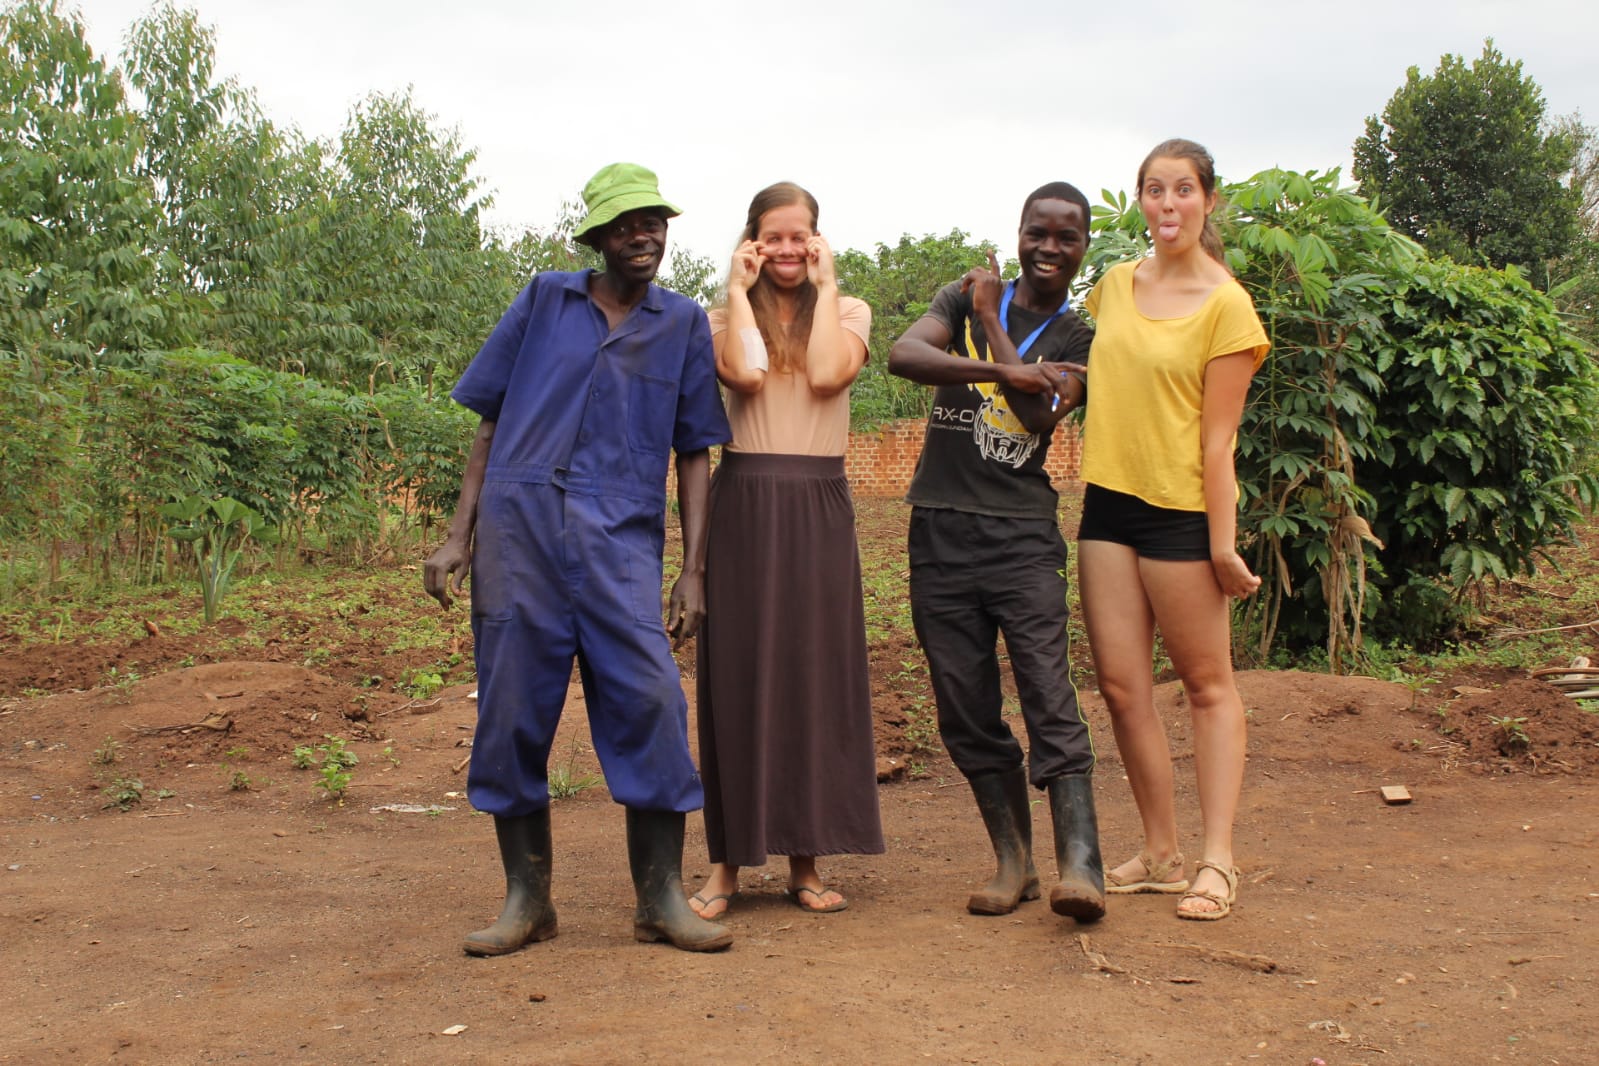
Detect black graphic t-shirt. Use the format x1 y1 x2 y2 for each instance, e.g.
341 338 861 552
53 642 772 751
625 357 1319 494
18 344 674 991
904 280 1093 519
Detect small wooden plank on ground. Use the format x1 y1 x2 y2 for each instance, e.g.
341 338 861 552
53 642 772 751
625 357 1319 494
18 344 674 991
1380 784 1412 805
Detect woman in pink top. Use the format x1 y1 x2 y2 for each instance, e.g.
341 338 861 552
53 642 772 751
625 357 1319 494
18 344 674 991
689 183 884 917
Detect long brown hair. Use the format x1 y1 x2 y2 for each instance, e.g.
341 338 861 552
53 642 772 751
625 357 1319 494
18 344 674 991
1138 138 1228 269
736 182 819 372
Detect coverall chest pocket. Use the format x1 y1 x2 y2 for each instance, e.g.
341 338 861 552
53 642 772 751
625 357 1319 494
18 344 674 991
626 374 677 456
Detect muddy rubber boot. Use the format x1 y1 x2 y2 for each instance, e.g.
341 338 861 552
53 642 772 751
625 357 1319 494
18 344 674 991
463 810 559 956
1046 774 1106 922
626 808 733 952
966 768 1041 915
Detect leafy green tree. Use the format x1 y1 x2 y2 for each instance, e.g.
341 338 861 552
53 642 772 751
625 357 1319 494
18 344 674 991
1371 259 1598 608
1545 114 1599 345
0 351 81 584
835 231 1003 427
123 3 242 290
1353 40 1580 277
316 88 512 392
0 0 170 360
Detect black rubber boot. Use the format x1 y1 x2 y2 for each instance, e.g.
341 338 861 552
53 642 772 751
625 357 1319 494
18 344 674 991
966 768 1041 915
1046 774 1106 923
626 808 733 952
463 810 559 956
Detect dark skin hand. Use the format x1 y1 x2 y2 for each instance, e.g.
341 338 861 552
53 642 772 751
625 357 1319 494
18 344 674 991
422 430 711 652
666 448 711 649
423 418 495 609
888 250 1084 435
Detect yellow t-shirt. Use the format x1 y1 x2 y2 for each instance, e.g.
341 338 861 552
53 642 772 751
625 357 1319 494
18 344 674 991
1081 260 1269 512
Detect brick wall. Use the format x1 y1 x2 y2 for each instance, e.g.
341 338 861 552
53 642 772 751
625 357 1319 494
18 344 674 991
672 418 1083 499
842 418 1083 497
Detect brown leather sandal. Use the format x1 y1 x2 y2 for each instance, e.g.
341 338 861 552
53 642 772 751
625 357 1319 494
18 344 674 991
1176 859 1239 920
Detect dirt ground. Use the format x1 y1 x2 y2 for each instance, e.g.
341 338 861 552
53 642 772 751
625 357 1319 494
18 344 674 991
4 501 1598 1065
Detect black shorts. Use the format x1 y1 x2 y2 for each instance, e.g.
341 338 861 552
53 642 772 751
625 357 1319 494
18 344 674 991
1077 484 1210 561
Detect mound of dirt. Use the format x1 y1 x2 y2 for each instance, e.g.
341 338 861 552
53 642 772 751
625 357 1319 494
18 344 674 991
1443 678 1599 771
0 661 407 816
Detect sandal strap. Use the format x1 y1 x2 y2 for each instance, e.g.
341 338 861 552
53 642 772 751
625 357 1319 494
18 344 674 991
1192 859 1240 894
1132 851 1185 882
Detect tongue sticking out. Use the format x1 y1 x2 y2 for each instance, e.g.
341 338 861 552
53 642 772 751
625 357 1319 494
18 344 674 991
1158 222 1181 241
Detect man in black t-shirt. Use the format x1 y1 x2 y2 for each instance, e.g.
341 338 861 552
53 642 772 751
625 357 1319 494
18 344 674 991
888 181 1105 924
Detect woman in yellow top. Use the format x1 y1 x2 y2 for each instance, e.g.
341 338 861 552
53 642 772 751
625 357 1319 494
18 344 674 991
1078 139 1269 921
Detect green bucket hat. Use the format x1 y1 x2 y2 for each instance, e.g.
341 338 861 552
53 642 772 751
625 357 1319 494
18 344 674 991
572 162 682 243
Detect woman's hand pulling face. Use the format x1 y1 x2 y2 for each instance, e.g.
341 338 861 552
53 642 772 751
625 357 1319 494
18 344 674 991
805 234 836 288
730 240 767 292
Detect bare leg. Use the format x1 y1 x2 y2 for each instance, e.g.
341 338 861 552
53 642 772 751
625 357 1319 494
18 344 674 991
1079 541 1185 887
1141 558 1246 915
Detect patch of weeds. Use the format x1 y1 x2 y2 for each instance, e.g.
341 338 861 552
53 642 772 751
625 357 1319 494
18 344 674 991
547 737 602 800
103 775 144 811
303 646 333 668
1491 715 1530 753
382 745 400 767
904 702 940 755
223 745 252 791
91 736 120 766
155 788 176 800
318 759 353 800
103 665 142 702
401 667 445 700
291 735 358 801
178 654 196 669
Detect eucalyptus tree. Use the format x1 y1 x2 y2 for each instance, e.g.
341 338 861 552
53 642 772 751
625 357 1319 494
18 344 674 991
1 0 168 360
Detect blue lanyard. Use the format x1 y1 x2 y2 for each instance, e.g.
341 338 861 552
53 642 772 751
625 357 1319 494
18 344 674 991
998 281 1067 360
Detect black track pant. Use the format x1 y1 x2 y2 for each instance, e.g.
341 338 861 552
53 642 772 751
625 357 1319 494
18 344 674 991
908 506 1095 785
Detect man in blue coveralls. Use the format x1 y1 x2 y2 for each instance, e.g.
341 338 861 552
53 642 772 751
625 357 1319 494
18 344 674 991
424 163 734 954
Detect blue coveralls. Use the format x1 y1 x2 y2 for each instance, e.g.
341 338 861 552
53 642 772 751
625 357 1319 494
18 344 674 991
450 270 731 815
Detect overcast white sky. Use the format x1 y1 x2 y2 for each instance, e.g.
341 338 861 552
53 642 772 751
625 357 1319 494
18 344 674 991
69 0 1598 267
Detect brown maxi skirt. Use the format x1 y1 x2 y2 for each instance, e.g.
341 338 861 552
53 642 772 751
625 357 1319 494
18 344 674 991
696 451 884 866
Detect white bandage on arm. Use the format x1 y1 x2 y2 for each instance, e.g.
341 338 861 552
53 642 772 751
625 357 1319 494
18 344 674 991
739 327 769 372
